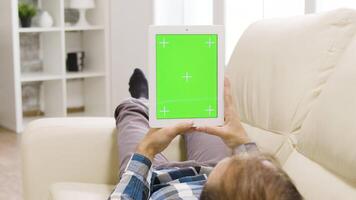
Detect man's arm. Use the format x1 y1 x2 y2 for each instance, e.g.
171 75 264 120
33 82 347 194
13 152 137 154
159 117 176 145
109 122 194 200
109 154 152 200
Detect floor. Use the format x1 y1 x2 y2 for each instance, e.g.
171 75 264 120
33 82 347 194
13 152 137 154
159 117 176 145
0 127 22 200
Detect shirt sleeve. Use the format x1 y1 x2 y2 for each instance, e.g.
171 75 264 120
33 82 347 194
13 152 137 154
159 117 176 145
233 142 259 155
109 153 153 200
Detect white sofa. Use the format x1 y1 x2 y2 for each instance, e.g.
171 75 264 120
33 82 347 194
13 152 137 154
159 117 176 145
22 9 356 200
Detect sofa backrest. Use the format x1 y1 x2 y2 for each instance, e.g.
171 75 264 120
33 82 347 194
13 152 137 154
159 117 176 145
290 35 356 199
297 34 356 183
227 8 356 134
227 9 356 199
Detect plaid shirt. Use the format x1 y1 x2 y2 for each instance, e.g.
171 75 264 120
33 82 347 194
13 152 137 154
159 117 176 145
109 143 258 200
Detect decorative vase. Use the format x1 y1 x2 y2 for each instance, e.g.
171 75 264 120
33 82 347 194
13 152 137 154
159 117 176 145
38 11 53 28
20 17 32 27
22 82 42 116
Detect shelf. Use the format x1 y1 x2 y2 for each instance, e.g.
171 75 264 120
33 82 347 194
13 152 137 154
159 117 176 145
0 0 109 133
67 111 88 117
67 110 106 117
64 26 104 31
65 71 105 79
21 72 62 82
66 77 107 117
18 27 62 33
22 79 65 131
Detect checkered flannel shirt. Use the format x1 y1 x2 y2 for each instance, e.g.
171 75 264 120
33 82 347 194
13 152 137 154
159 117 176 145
109 142 258 200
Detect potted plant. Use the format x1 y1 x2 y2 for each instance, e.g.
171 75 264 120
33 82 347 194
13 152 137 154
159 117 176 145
18 2 37 27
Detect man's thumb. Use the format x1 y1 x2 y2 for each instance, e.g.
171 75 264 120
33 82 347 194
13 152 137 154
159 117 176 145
196 126 222 136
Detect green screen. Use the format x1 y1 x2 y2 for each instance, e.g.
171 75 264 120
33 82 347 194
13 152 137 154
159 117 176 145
156 34 218 119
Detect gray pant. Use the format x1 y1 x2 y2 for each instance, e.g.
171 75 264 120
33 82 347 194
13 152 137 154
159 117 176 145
115 98 231 176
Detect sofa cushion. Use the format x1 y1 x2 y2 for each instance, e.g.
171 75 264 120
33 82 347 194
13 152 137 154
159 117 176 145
243 122 295 166
227 9 356 134
50 182 115 200
22 118 119 200
298 35 356 181
162 136 187 161
242 122 286 154
283 150 356 200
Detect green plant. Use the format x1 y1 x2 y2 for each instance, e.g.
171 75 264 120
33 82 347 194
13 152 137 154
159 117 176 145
18 2 37 19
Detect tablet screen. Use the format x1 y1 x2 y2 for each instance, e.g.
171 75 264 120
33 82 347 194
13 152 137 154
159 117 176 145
156 34 218 119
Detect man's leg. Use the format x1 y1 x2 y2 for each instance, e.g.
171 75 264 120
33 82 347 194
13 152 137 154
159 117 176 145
115 98 169 177
184 131 231 167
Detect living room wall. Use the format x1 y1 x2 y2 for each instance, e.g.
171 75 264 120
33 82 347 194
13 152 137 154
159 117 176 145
110 0 154 111
110 0 220 111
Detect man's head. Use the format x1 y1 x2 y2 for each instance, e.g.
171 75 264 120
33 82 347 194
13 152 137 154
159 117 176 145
200 153 303 200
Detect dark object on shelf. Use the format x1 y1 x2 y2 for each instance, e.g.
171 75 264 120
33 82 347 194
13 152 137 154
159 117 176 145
20 17 32 27
66 51 85 72
18 2 37 27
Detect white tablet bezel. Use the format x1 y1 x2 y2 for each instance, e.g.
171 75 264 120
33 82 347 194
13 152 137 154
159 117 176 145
148 25 224 127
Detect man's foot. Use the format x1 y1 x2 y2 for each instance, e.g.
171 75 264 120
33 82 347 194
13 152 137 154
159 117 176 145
129 68 149 99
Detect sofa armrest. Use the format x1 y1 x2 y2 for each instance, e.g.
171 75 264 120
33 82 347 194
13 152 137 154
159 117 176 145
22 118 119 200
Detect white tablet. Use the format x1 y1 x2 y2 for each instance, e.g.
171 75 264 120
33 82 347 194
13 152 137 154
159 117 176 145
148 26 224 127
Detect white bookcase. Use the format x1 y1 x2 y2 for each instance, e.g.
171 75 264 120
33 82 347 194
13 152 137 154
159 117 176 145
0 0 110 133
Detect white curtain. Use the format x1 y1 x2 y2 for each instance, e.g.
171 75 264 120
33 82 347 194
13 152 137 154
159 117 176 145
316 0 356 12
225 0 263 63
154 0 306 63
154 0 213 25
225 0 305 63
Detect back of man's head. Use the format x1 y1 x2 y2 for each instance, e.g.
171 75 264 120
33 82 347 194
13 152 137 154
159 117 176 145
200 154 303 200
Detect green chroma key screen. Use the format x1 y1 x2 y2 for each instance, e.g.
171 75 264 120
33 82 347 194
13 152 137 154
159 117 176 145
156 34 218 119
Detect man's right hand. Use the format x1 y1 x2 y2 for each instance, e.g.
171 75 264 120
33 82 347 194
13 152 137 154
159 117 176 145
136 122 194 160
195 78 250 149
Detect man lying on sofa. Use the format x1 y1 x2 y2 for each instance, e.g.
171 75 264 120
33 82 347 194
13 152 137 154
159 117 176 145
109 69 303 200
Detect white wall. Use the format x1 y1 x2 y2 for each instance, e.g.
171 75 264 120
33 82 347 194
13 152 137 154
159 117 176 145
110 0 215 111
110 0 154 111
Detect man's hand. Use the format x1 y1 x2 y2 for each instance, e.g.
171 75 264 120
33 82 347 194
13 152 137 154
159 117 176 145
136 122 194 160
195 78 250 149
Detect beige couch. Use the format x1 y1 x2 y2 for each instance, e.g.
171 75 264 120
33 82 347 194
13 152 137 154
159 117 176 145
22 9 356 200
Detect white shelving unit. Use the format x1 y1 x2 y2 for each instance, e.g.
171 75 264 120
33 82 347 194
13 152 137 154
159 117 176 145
19 27 62 32
0 0 110 133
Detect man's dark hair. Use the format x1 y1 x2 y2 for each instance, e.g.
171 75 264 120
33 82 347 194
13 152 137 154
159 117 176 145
200 154 303 200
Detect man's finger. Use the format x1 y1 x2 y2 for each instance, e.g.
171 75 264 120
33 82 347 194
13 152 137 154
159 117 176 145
182 127 196 134
224 77 238 119
149 128 160 132
224 78 234 107
195 126 224 137
170 121 194 135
